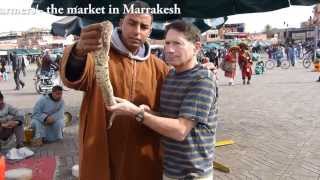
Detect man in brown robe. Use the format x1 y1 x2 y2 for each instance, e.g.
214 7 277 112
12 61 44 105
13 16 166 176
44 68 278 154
59 1 169 180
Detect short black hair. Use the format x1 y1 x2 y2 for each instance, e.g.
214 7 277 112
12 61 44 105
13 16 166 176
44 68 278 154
165 20 201 44
52 85 63 92
123 1 153 19
0 91 3 100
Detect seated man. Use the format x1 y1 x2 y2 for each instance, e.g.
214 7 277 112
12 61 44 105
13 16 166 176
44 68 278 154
31 85 64 146
0 91 24 149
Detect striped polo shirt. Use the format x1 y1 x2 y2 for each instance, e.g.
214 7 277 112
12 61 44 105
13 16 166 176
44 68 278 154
159 64 218 179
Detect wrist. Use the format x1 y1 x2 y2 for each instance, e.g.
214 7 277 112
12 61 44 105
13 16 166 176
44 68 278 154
73 42 86 58
135 108 144 123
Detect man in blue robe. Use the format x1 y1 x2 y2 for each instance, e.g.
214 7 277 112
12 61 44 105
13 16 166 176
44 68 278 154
31 85 64 146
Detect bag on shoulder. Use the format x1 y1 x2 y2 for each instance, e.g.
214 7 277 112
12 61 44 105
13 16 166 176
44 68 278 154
221 60 235 72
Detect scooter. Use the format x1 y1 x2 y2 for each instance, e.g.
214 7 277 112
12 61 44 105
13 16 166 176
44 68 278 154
34 64 60 94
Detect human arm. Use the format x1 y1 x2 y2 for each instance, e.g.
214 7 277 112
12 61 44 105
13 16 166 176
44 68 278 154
146 75 217 141
65 23 104 81
47 100 65 124
0 115 15 128
201 61 217 71
60 23 105 91
7 104 23 126
32 98 48 123
108 98 196 142
1 120 19 128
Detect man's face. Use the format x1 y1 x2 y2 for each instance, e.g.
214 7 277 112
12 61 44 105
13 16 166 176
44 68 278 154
52 90 63 101
0 99 4 110
164 29 197 68
119 14 152 53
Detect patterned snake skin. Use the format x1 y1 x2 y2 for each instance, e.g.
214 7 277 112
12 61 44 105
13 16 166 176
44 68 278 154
93 21 116 129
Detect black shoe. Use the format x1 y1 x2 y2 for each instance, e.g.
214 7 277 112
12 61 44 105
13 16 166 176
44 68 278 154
15 87 20 90
243 80 246 85
16 143 24 149
247 80 250 85
21 83 25 88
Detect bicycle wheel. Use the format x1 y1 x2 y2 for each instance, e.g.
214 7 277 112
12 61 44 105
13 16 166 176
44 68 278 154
303 59 312 69
281 60 290 69
265 60 275 70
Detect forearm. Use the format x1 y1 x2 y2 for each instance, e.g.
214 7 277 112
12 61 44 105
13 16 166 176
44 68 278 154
50 112 63 121
33 112 48 123
0 116 22 126
143 112 190 141
65 51 87 81
0 114 14 121
50 103 64 121
0 116 9 123
108 99 194 141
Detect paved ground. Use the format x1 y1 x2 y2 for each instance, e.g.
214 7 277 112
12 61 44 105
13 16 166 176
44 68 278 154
1 59 320 179
215 60 320 180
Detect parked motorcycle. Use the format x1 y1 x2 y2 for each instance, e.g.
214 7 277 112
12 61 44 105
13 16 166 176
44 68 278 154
34 64 60 94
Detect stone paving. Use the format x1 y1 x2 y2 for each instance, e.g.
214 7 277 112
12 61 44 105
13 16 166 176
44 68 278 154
1 60 320 179
215 61 320 180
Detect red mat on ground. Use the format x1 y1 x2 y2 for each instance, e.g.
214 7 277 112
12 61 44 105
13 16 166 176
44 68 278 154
6 156 56 180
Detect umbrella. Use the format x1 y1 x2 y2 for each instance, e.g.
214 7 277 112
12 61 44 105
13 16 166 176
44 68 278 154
31 0 318 38
10 49 29 56
51 16 95 37
203 43 222 49
26 49 42 56
51 16 226 39
32 0 318 21
51 16 218 39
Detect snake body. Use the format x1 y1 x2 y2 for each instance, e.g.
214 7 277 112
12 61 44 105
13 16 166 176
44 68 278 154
93 21 116 129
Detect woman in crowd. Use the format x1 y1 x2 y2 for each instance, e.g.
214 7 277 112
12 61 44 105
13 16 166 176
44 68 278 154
223 46 239 86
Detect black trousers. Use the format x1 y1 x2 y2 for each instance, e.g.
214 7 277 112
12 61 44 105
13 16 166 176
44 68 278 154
13 69 24 89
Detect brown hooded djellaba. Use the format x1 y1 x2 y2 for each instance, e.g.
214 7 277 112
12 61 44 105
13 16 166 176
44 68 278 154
60 29 169 180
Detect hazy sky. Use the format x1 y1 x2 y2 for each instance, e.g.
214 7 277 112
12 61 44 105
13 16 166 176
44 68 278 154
227 5 314 32
0 0 315 33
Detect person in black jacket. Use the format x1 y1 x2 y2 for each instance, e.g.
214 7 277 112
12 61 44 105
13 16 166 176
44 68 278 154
10 52 25 90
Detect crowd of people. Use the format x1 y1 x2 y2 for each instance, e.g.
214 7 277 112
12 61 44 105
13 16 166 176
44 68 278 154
0 49 61 91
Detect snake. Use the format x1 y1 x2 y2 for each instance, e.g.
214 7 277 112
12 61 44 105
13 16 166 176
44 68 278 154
93 21 117 129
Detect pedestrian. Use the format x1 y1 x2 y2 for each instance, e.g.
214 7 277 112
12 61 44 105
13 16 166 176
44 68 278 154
238 43 253 85
0 59 7 81
275 45 283 67
222 47 239 86
21 56 26 77
108 20 218 180
10 52 25 90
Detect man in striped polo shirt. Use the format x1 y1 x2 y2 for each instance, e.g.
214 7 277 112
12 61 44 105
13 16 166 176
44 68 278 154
109 20 218 180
